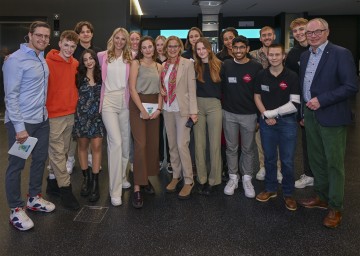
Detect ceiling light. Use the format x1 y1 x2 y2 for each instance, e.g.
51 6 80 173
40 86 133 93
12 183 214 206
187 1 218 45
134 0 143 15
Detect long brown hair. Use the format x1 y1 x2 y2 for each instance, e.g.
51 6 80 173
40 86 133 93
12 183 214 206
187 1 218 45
194 37 221 83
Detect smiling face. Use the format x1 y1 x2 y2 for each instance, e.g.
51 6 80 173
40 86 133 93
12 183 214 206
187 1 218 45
232 42 249 62
28 27 51 54
113 31 126 52
82 52 95 70
223 31 236 51
58 38 77 61
78 25 93 45
260 28 276 47
268 46 285 68
189 30 201 48
292 25 307 45
306 20 329 50
195 42 209 63
140 39 155 59
130 32 140 51
166 39 181 59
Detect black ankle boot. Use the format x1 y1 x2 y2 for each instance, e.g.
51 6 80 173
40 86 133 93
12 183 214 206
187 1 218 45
89 173 100 202
60 185 80 210
80 168 91 197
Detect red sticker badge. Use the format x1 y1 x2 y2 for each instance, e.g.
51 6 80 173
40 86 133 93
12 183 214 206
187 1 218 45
279 81 288 90
243 74 252 83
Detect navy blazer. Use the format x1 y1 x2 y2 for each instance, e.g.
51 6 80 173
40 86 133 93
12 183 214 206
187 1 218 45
299 42 358 126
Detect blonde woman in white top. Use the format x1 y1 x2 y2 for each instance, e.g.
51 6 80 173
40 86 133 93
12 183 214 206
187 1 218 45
97 27 132 206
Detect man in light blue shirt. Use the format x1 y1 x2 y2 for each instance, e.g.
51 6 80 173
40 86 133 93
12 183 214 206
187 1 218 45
3 21 55 231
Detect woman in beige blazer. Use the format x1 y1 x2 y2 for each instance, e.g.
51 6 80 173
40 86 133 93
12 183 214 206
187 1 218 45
160 36 198 199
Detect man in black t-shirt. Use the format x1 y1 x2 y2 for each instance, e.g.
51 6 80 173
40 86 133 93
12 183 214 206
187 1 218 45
221 36 262 198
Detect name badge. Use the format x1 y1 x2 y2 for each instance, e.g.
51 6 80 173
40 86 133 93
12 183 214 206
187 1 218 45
261 84 269 92
228 77 237 83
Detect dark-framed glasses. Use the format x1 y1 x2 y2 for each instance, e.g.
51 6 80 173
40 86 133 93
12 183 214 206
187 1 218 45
305 29 327 37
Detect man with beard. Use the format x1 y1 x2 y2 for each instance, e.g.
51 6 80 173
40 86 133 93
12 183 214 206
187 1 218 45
3 21 55 231
221 36 262 198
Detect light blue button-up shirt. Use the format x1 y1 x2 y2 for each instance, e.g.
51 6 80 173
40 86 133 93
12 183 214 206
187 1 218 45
303 40 328 102
3 43 49 132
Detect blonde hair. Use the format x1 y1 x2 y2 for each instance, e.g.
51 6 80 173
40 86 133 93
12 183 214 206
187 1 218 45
164 36 184 58
194 37 221 83
106 27 132 63
290 18 308 30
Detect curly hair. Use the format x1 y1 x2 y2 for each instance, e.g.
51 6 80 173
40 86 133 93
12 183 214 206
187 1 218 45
76 49 102 88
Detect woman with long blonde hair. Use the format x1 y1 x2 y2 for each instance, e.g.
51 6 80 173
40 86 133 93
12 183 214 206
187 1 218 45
97 27 132 206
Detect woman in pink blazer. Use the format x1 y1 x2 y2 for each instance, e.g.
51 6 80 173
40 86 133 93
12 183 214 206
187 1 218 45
97 27 132 206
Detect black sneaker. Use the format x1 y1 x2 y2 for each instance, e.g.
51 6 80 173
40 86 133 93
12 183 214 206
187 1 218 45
60 185 80 210
46 177 60 196
142 180 155 195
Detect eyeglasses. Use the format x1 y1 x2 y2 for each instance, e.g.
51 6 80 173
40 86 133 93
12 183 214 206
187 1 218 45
33 33 50 40
167 45 179 49
232 45 246 51
305 29 327 37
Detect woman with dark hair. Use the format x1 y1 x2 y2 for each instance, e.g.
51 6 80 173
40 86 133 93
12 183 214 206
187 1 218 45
216 27 238 61
129 36 163 208
73 49 104 202
162 36 198 199
97 27 133 206
182 27 204 61
193 38 223 195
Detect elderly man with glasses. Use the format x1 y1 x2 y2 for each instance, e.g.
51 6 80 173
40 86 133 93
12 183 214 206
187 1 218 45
298 18 358 228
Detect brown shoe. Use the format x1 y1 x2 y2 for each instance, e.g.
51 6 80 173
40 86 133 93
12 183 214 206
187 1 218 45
256 191 277 202
178 183 194 200
323 209 342 228
298 196 328 209
166 178 180 193
284 196 297 211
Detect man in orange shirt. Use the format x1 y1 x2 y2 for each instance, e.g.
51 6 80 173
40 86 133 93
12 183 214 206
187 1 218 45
46 30 80 210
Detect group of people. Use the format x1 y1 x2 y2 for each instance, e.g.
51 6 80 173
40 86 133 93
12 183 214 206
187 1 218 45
3 17 358 231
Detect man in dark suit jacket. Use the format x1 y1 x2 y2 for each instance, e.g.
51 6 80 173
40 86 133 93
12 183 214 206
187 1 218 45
298 18 358 228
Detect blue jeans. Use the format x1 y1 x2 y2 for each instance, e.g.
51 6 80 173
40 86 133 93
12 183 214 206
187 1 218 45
5 120 49 208
259 114 297 196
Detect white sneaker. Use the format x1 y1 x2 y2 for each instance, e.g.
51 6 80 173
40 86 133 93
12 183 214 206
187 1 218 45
10 207 34 231
87 154 92 167
277 169 283 184
27 194 56 212
242 175 255 198
122 179 131 189
224 174 238 195
66 157 75 174
111 197 122 206
256 167 265 181
295 174 314 188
